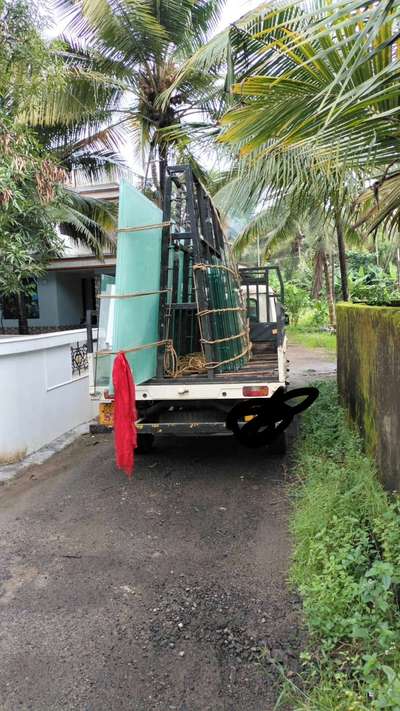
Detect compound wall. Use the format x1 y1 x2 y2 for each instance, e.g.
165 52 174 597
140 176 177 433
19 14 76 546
337 303 400 491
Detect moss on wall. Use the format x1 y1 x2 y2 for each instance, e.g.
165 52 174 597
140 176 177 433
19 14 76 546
337 304 400 491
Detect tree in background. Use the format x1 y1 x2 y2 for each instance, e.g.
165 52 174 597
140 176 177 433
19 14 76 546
33 0 228 204
0 120 67 333
232 193 338 327
0 0 117 333
172 1 400 302
219 0 400 299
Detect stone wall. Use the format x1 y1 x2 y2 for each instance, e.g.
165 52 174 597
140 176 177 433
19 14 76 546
337 304 400 491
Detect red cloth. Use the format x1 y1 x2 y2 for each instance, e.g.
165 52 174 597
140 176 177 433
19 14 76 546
112 352 137 477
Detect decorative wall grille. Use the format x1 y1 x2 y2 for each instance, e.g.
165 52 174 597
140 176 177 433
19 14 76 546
71 342 88 376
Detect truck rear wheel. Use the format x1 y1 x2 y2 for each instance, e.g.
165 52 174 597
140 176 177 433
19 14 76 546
268 432 287 455
136 433 154 454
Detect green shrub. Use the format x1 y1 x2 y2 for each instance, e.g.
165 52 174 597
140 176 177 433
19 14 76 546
289 382 400 710
309 300 330 328
348 256 400 305
285 283 310 325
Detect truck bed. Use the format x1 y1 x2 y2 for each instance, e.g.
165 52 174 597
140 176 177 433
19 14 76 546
148 344 280 385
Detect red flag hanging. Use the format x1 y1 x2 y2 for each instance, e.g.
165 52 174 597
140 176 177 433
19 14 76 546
112 352 137 477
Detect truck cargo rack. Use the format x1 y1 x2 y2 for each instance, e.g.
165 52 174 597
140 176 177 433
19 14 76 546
157 166 249 380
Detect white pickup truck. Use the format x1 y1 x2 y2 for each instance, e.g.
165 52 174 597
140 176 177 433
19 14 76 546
87 167 288 453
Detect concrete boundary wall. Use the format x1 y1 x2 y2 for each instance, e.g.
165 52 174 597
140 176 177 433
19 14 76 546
337 304 400 491
0 329 97 464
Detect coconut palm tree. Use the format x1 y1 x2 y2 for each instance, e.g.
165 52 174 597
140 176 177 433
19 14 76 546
170 0 400 298
31 0 228 203
232 189 340 325
0 0 118 332
1 0 118 253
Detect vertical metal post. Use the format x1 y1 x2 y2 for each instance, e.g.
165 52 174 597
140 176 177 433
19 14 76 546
157 174 173 377
185 168 215 379
86 309 93 353
86 309 96 395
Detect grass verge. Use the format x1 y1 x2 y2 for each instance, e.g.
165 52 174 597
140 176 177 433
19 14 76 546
287 326 337 353
285 381 400 710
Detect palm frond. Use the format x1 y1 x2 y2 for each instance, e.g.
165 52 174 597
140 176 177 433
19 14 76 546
54 188 117 257
354 170 400 237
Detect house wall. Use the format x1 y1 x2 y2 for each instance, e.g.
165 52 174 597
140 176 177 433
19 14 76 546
0 329 97 463
1 274 61 330
1 268 116 333
56 272 84 326
337 303 400 491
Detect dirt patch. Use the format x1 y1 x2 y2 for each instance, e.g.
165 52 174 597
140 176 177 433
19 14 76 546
288 342 336 386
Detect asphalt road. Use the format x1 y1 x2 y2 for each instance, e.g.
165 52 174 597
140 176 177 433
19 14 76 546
0 345 336 711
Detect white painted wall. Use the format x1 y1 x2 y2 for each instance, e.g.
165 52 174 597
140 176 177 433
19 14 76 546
0 330 97 463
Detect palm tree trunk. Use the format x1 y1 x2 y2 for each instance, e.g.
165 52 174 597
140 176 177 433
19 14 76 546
334 209 349 301
151 161 159 193
17 292 29 335
158 143 167 207
323 253 336 327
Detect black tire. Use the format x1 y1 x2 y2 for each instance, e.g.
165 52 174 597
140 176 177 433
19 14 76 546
268 432 287 455
136 433 154 454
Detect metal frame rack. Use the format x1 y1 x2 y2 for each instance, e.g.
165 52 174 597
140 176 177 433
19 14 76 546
239 267 284 320
157 166 249 380
239 266 285 349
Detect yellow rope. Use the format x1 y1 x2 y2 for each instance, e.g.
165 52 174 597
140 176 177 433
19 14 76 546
193 262 238 279
99 289 170 300
205 341 253 369
96 339 170 358
163 342 207 378
163 336 252 376
117 221 171 233
197 306 247 318
95 338 251 374
200 329 247 345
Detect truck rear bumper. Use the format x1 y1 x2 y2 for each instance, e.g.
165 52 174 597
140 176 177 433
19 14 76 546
92 380 285 403
91 383 287 434
135 381 284 401
90 421 229 436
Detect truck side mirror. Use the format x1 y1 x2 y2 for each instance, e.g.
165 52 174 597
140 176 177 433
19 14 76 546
285 313 290 325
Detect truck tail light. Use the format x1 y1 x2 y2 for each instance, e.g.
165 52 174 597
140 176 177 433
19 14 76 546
242 386 269 397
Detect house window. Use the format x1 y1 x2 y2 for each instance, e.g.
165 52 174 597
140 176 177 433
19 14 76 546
2 282 40 319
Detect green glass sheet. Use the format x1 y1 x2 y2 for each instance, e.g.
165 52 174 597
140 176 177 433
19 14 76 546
111 180 163 386
95 275 116 387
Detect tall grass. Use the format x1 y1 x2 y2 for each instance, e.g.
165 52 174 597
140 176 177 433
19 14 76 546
287 382 400 710
287 326 337 354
